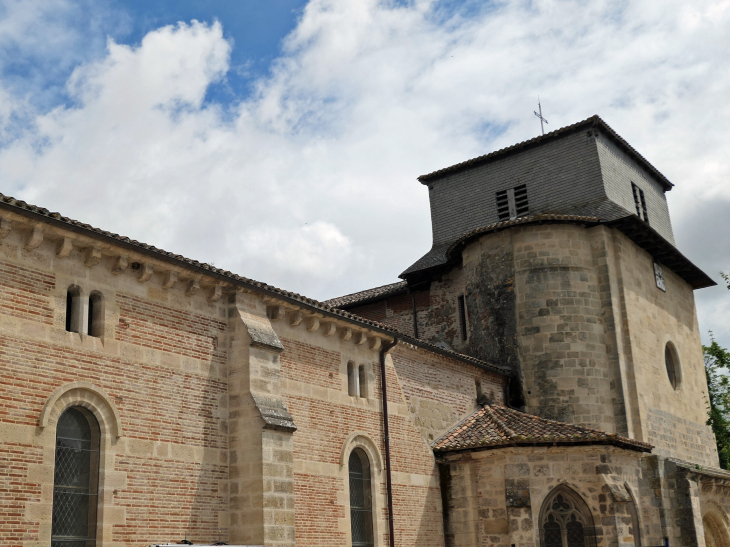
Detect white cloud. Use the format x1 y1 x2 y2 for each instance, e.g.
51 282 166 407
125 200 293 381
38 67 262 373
0 0 729 343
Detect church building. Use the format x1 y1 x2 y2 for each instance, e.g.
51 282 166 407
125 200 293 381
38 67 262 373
1 115 728 547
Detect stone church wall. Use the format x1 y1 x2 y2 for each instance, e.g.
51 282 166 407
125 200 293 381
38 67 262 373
439 446 660 547
273 316 505 547
0 224 230 546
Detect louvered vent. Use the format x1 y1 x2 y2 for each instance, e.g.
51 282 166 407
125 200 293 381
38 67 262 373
631 182 649 223
496 184 529 221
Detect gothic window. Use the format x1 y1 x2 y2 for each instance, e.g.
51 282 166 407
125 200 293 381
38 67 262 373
349 448 374 547
626 487 641 546
52 407 100 547
348 361 360 397
87 291 104 338
540 487 596 547
65 285 82 333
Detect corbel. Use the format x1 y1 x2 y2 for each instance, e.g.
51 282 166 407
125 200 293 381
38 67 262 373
267 305 287 322
339 327 352 341
354 331 368 345
24 224 44 250
321 322 337 337
56 237 74 258
0 217 11 240
112 256 128 275
162 271 177 289
84 247 102 268
289 311 303 327
368 336 382 350
186 278 200 296
137 263 154 283
306 316 320 332
208 284 223 303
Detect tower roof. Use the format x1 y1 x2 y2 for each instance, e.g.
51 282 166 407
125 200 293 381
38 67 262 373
418 115 673 191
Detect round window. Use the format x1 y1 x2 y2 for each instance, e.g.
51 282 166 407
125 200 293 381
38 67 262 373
665 342 681 390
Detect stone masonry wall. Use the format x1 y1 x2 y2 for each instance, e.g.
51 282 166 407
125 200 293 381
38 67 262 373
0 224 230 547
439 446 660 547
272 315 506 547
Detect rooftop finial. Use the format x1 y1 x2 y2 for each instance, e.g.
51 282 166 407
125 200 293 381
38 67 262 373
534 97 548 135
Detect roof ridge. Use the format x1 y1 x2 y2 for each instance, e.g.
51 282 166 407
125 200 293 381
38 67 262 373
483 405 517 439
417 115 673 191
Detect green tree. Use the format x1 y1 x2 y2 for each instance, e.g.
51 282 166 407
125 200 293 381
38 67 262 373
704 333 730 469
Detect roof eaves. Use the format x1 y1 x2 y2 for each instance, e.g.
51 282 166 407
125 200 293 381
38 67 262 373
0 195 511 377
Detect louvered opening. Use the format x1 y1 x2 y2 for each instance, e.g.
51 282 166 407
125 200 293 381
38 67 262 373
496 189 510 221
513 184 529 216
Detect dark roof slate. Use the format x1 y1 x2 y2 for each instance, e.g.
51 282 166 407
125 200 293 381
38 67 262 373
0 193 511 376
432 404 652 453
418 115 674 191
325 281 408 308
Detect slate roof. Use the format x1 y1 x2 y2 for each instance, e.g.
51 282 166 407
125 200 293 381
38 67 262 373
325 281 408 308
0 193 511 376
418 115 673 191
432 404 653 453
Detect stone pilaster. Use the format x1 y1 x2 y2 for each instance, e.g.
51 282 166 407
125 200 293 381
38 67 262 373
228 292 296 546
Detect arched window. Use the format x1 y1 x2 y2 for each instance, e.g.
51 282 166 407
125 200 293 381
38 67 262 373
358 365 368 399
540 486 596 547
349 448 374 547
52 407 100 547
665 342 681 390
87 291 104 338
65 286 82 333
348 361 360 397
626 486 641 546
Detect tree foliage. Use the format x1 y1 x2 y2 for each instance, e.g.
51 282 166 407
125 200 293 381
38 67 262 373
704 333 730 469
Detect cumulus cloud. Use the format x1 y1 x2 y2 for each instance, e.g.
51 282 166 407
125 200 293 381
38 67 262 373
0 0 729 343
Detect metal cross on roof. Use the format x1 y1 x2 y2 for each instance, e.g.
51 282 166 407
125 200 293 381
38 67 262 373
534 98 548 135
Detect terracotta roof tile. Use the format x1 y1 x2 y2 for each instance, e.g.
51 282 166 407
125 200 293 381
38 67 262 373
0 193 510 376
325 281 408 308
432 405 652 453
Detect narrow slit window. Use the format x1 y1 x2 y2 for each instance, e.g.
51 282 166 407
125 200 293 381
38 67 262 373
358 365 367 399
348 361 360 397
87 292 104 338
457 295 467 341
496 184 529 221
65 286 82 333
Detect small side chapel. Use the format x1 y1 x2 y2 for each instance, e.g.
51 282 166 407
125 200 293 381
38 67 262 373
0 115 729 547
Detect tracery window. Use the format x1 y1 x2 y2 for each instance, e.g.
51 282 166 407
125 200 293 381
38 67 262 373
349 448 374 547
52 407 100 547
540 487 596 547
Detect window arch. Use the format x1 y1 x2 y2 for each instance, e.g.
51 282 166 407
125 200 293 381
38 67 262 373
625 485 641 547
349 448 374 547
65 285 83 333
348 361 360 397
665 342 681 390
52 406 100 547
88 291 104 338
540 486 596 547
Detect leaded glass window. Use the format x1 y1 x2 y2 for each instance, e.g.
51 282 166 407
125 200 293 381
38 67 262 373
52 407 100 547
349 448 374 547
540 488 596 547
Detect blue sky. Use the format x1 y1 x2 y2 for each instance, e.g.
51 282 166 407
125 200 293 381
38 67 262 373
0 0 729 345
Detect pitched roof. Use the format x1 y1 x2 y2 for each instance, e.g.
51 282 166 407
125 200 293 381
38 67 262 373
0 193 510 376
325 280 408 308
418 115 673 191
432 404 652 453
